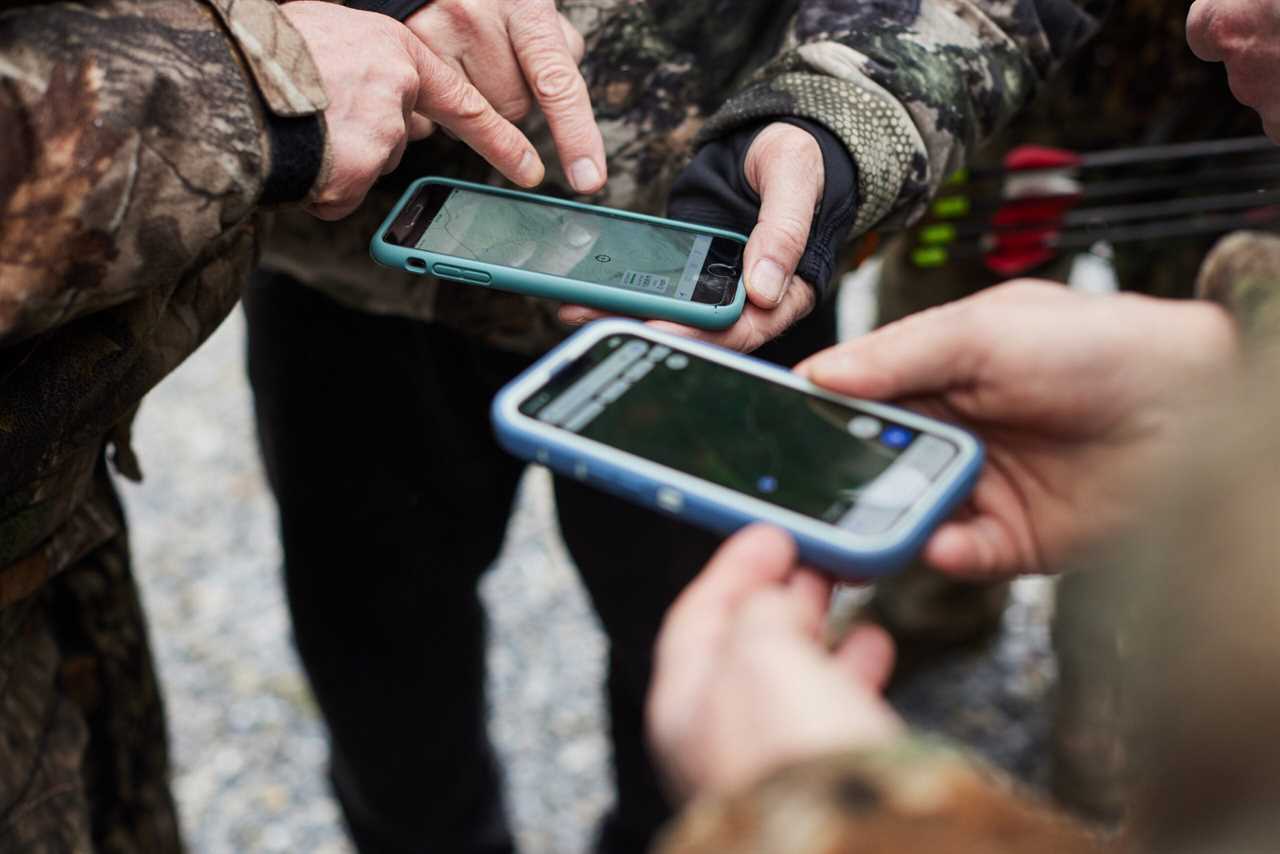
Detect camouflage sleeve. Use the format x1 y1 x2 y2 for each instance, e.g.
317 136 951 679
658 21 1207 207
0 0 327 344
700 0 1107 236
656 735 1110 854
1195 231 1280 348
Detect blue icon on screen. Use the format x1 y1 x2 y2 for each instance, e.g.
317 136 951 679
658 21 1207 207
757 475 779 494
879 426 915 449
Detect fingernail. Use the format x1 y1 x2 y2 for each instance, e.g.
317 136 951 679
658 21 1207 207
751 259 787 305
569 158 601 193
519 151 544 187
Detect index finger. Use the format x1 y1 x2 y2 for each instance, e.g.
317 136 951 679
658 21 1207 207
795 301 984 401
508 4 608 194
406 35 545 187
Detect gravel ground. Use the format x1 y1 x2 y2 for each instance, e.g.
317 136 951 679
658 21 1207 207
120 267 1066 854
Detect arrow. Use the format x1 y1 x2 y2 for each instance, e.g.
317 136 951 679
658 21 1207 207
930 160 1280 221
910 205 1280 275
919 189 1280 246
962 136 1279 182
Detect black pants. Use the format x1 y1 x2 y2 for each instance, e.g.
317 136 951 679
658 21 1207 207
243 272 835 853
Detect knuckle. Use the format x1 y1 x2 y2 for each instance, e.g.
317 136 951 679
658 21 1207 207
440 79 489 121
764 218 810 259
374 118 407 153
496 93 534 122
439 0 480 36
355 151 386 185
532 61 585 104
493 130 531 167
389 62 419 97
1193 1 1249 57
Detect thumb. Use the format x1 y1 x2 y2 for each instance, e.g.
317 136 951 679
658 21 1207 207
742 124 824 309
661 525 799 648
796 301 985 401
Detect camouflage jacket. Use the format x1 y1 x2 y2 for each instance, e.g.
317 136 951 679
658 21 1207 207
0 0 325 598
657 231 1280 854
264 0 1107 354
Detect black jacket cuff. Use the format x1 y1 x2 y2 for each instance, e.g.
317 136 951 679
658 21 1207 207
261 112 325 206
345 0 432 21
667 117 859 301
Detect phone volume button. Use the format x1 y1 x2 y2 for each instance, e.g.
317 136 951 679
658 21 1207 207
431 264 491 286
458 269 492 285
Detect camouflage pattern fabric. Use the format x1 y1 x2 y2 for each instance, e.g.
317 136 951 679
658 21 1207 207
262 0 1106 354
0 467 181 854
0 0 326 848
0 0 324 592
657 735 1104 854
1196 231 1280 346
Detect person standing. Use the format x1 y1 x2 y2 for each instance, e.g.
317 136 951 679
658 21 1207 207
243 0 1111 851
0 0 548 848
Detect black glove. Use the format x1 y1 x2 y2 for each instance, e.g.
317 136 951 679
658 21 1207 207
666 118 859 302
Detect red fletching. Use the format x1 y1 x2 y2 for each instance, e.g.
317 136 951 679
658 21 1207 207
985 245 1058 277
1003 145 1083 172
983 195 1081 276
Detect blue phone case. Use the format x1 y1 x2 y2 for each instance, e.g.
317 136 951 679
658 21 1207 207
490 320 984 579
371 177 748 331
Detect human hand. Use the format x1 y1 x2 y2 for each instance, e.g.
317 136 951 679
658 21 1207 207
560 122 823 352
648 525 901 800
798 282 1239 580
406 0 606 193
1187 0 1280 140
282 2 544 219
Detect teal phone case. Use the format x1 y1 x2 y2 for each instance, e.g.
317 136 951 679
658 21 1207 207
370 177 748 331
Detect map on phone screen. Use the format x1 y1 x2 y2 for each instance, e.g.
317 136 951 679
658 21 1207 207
415 188 713 301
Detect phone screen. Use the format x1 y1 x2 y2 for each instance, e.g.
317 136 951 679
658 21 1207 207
518 334 962 535
387 184 743 306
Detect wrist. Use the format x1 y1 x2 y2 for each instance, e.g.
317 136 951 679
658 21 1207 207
207 0 330 204
260 112 327 205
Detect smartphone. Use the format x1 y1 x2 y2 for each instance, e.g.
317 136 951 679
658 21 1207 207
372 177 747 330
491 320 983 578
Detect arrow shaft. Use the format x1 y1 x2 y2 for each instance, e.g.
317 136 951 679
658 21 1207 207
927 206 1280 265
943 161 1280 221
967 136 1279 181
936 189 1280 242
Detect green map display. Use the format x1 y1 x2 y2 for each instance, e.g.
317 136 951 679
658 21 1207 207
525 337 909 522
416 188 711 301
